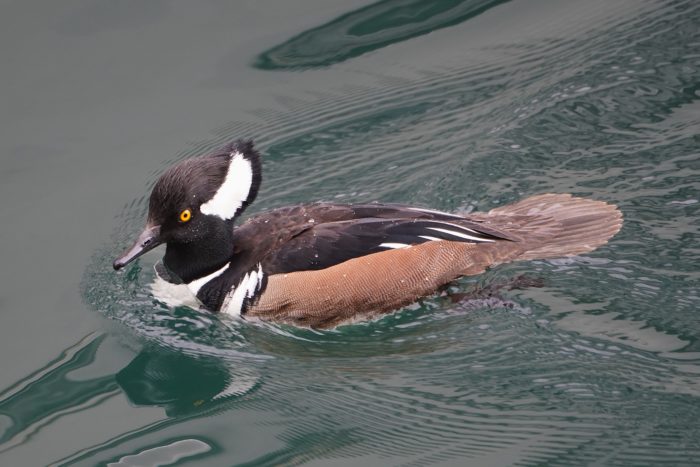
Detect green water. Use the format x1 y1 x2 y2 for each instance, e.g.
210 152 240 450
1 0 700 465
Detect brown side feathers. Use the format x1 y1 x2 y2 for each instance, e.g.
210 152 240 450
248 193 622 328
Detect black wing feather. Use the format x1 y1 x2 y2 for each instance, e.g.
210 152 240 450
261 216 512 275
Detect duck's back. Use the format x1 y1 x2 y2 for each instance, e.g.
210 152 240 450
239 194 621 328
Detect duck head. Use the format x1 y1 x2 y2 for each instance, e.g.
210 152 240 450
113 140 261 282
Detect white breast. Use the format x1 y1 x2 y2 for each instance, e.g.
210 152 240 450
150 262 231 309
150 262 263 316
150 275 201 309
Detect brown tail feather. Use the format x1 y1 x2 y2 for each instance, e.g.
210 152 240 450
484 193 623 261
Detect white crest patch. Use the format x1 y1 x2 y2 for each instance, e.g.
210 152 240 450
187 262 230 295
222 263 264 317
200 151 253 220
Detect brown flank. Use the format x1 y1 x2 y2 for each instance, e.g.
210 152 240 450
247 194 623 328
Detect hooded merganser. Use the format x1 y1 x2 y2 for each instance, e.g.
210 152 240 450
114 140 622 328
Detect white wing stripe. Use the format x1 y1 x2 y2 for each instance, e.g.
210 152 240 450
406 207 464 219
379 242 411 249
424 219 481 234
426 227 495 243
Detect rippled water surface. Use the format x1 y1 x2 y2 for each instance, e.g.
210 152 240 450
2 0 700 465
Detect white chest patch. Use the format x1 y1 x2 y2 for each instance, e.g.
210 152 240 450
200 151 253 220
221 263 264 317
151 262 230 310
150 276 201 309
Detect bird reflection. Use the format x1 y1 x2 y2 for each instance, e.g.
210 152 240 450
116 345 259 417
0 332 258 456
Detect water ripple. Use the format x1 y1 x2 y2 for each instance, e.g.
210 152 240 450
255 0 511 69
73 0 700 465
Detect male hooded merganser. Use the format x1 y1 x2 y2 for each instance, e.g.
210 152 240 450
114 140 622 328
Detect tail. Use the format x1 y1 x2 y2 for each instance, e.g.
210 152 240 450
485 193 623 261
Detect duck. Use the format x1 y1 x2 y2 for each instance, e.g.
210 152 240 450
113 140 622 328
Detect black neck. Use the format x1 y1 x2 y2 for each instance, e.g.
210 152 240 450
163 235 234 283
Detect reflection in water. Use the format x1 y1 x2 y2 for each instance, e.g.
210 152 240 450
254 0 510 69
7 308 700 466
106 438 212 467
116 345 259 417
0 333 260 465
0 334 118 453
73 342 257 466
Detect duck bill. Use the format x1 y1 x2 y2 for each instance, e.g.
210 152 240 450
113 225 162 270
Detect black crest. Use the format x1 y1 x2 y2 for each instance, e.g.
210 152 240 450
148 139 262 225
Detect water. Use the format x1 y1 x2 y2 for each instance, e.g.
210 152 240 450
1 0 699 465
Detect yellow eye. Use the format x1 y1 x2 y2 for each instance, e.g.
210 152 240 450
179 209 192 223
